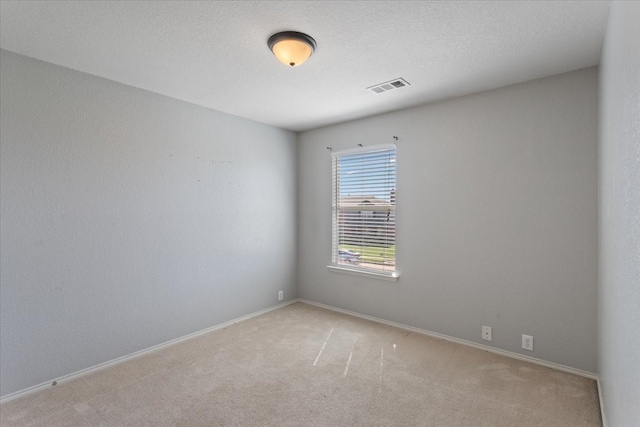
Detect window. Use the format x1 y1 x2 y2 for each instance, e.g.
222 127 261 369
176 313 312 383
329 144 397 280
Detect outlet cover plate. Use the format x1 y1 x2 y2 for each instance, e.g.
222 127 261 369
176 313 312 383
522 334 534 351
278 290 283 301
482 326 492 341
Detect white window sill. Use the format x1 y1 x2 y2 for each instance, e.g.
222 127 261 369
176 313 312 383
327 265 399 282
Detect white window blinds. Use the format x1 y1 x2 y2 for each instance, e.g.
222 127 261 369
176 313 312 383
331 144 396 276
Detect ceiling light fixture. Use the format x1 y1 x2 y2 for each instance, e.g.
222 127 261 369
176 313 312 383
268 31 316 67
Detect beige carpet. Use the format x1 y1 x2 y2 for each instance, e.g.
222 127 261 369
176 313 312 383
1 302 601 426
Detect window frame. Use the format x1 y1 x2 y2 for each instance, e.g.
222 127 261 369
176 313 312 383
327 143 399 281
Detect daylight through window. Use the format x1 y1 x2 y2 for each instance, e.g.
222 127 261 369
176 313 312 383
331 144 396 277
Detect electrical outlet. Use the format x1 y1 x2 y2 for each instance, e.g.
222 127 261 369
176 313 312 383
522 334 534 351
482 326 492 341
278 290 283 301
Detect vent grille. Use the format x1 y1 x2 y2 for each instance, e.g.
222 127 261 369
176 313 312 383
367 78 410 94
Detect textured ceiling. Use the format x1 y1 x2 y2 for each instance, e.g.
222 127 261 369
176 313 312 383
0 1 610 132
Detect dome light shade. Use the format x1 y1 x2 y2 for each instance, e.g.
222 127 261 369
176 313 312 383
268 31 316 67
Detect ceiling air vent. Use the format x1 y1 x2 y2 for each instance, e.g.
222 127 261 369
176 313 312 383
367 78 411 94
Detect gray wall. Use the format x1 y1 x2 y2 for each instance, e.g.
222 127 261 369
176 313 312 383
598 1 640 425
298 68 598 373
0 50 298 397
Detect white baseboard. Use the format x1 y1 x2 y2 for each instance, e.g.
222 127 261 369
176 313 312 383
0 300 297 404
597 377 607 427
298 299 598 380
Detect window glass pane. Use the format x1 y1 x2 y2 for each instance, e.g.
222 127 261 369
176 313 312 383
331 145 396 275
